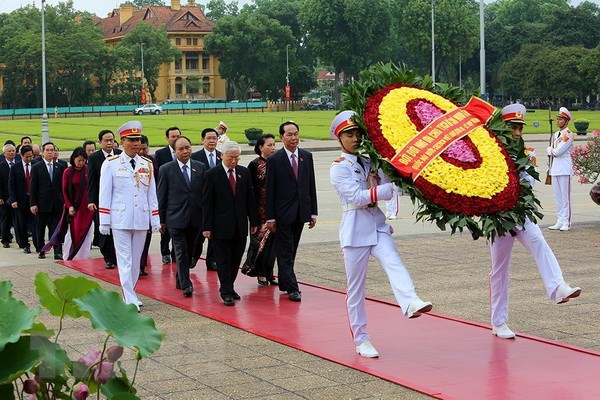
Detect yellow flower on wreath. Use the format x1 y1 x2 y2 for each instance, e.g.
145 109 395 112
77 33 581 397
378 87 510 199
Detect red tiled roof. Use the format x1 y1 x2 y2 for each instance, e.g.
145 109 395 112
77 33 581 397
317 71 344 81
99 6 214 40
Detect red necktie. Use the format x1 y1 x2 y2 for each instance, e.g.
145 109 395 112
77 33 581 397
228 169 236 195
291 154 298 179
25 163 31 194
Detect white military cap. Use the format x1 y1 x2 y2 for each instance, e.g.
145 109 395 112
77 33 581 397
501 103 526 125
330 110 359 139
116 121 143 139
556 107 572 122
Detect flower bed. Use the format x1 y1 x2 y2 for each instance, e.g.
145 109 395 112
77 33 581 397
572 130 600 184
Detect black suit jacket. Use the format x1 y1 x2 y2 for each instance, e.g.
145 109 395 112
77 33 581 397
191 148 221 168
0 161 11 202
154 145 176 170
202 165 258 240
87 148 122 205
0 154 21 163
265 148 318 224
157 159 206 229
29 160 65 212
8 162 29 208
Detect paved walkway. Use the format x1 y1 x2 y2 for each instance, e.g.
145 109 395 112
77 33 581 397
2 135 599 399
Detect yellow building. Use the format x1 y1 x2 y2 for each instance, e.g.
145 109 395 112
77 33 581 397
98 0 226 103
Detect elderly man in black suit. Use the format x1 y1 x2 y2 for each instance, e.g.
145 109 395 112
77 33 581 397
202 141 258 306
191 127 221 271
265 121 318 302
0 143 18 247
8 145 37 253
87 129 121 269
154 126 181 265
30 142 66 260
158 136 206 297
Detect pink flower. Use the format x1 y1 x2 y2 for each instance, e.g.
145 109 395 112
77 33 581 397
91 361 114 384
79 349 101 367
73 383 90 400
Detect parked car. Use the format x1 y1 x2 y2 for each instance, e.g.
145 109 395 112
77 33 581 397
134 104 162 115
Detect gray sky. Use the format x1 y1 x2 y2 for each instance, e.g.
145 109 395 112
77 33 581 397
0 0 252 17
0 0 596 18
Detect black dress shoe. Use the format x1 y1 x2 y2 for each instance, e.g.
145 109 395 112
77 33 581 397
257 279 268 286
190 258 197 269
139 271 149 277
183 286 193 297
54 254 63 260
105 262 116 270
162 255 171 264
2 243 10 248
23 247 31 254
288 291 302 302
38 252 46 259
207 261 218 271
223 297 235 306
268 279 279 286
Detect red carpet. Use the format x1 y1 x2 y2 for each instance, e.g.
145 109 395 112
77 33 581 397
61 256 600 399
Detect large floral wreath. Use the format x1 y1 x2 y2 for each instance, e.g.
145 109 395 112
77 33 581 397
341 63 542 241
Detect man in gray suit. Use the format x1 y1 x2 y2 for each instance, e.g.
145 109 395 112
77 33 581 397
157 136 207 297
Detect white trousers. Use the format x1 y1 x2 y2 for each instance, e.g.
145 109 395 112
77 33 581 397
489 219 565 327
552 175 571 227
343 232 416 346
112 229 147 305
385 194 399 218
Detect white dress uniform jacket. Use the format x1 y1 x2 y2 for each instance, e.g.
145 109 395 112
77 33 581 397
549 128 573 176
330 154 394 248
98 154 159 229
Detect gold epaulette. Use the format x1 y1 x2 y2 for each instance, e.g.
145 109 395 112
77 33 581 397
107 154 119 161
142 156 154 177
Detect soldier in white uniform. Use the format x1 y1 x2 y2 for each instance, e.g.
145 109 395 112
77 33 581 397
99 121 160 311
490 104 581 339
215 121 230 151
329 110 432 358
547 107 574 231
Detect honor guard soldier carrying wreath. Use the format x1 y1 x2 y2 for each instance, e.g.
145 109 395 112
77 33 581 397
547 107 574 231
329 111 432 358
98 121 160 311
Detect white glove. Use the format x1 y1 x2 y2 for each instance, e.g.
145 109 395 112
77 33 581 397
151 225 160 233
99 225 110 235
546 146 553 156
392 183 404 195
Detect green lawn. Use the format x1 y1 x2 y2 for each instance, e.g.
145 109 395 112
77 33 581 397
0 110 338 151
1 108 598 151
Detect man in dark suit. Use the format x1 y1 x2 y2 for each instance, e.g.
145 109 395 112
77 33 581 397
0 143 17 247
30 142 66 259
265 121 318 302
52 145 68 169
191 127 222 270
87 129 121 269
202 141 258 306
8 145 36 253
158 136 206 296
154 126 182 265
0 140 21 164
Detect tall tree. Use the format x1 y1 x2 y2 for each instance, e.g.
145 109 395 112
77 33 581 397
115 22 180 103
300 0 392 104
204 12 296 100
204 0 239 21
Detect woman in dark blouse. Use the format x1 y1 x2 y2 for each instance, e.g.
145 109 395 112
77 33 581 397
243 134 277 285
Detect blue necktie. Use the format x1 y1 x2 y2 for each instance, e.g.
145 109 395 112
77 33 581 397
182 164 190 187
209 153 215 168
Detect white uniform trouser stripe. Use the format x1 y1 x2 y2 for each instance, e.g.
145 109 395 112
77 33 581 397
343 232 416 346
489 219 565 327
112 229 147 305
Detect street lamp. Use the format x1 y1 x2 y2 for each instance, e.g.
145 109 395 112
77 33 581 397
431 0 435 84
479 0 486 99
285 44 290 111
140 43 146 104
41 0 49 143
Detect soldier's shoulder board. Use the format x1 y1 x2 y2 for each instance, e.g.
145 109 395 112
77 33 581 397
333 156 345 163
107 154 119 161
